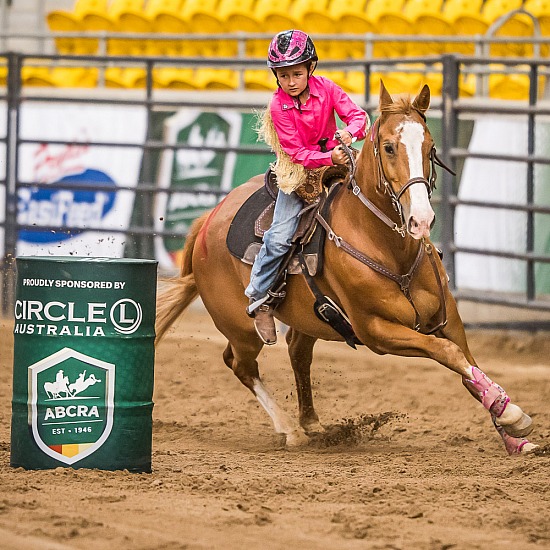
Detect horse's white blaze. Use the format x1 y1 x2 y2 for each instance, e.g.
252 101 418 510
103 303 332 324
252 379 301 435
397 121 435 238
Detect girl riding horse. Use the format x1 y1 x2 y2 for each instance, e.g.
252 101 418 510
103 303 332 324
245 29 368 345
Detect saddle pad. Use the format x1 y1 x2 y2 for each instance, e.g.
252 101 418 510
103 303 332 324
226 185 326 277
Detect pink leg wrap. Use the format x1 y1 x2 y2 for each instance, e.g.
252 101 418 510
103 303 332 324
466 366 510 418
492 417 530 455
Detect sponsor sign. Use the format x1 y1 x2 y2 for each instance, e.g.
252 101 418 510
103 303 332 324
11 257 157 471
153 109 274 270
16 103 147 257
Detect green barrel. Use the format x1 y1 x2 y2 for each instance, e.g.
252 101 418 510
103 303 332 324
10 257 157 472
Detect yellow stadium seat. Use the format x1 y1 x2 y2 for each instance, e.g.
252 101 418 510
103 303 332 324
255 0 297 33
79 0 113 28
343 71 366 95
289 0 333 59
217 0 264 57
132 66 193 88
244 69 276 91
405 0 452 54
142 0 189 55
0 65 6 86
366 0 412 57
290 0 333 33
482 0 533 56
21 66 56 87
218 0 257 31
330 0 371 32
443 0 487 48
315 70 350 91
80 0 148 56
524 0 550 55
489 73 530 99
442 0 484 54
194 69 239 90
245 37 271 59
151 0 186 31
156 68 197 89
179 0 227 57
488 64 546 99
329 0 373 59
422 71 443 96
46 0 106 54
458 73 477 97
108 0 151 55
482 0 523 23
49 67 99 88
369 70 423 96
181 0 224 33
111 0 149 31
118 0 187 53
104 66 146 87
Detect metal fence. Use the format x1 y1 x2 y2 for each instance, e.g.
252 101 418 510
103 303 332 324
1 51 550 318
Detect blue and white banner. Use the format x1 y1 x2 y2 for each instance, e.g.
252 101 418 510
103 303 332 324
16 103 147 258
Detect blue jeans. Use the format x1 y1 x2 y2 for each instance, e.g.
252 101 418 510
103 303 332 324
245 190 303 301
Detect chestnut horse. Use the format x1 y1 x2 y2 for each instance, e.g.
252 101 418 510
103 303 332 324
156 82 537 455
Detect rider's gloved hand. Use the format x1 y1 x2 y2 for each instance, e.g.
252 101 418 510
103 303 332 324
331 146 348 165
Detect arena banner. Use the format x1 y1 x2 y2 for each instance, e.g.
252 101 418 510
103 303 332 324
455 117 550 294
153 109 274 270
16 103 147 258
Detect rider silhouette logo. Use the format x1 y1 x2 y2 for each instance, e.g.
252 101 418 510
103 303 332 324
28 347 115 465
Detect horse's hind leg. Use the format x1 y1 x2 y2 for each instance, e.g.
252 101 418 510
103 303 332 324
286 328 324 434
223 339 309 447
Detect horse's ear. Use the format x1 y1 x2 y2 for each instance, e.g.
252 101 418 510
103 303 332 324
412 84 430 114
379 80 393 110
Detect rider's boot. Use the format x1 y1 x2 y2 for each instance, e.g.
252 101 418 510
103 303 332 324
248 299 277 345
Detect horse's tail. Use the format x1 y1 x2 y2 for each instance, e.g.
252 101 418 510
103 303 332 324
155 211 208 344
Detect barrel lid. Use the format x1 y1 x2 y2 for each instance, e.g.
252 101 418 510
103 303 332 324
16 256 157 265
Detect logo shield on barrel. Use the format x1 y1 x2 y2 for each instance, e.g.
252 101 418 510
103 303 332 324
28 348 115 465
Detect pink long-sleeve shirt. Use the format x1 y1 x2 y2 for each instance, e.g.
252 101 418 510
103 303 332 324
270 75 367 169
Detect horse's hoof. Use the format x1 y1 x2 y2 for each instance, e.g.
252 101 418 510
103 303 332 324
285 430 310 448
303 421 325 434
497 411 533 438
520 442 538 454
496 403 524 426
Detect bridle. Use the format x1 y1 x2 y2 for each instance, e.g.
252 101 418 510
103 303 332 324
338 115 455 237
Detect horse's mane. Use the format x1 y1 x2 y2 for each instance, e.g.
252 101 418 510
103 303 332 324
379 95 425 119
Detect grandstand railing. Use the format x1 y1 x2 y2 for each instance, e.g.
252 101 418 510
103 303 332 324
1 51 550 318
2 30 550 59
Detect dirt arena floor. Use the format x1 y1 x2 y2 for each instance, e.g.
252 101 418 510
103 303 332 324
1 304 550 550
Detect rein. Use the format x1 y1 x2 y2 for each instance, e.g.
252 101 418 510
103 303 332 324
312 126 452 334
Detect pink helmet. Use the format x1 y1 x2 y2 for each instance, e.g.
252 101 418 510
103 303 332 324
267 30 318 69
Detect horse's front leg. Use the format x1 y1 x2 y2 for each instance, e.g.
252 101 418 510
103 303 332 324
285 327 323 434
437 296 536 450
358 318 536 455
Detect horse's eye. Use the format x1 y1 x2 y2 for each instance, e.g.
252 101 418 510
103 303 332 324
384 144 394 155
